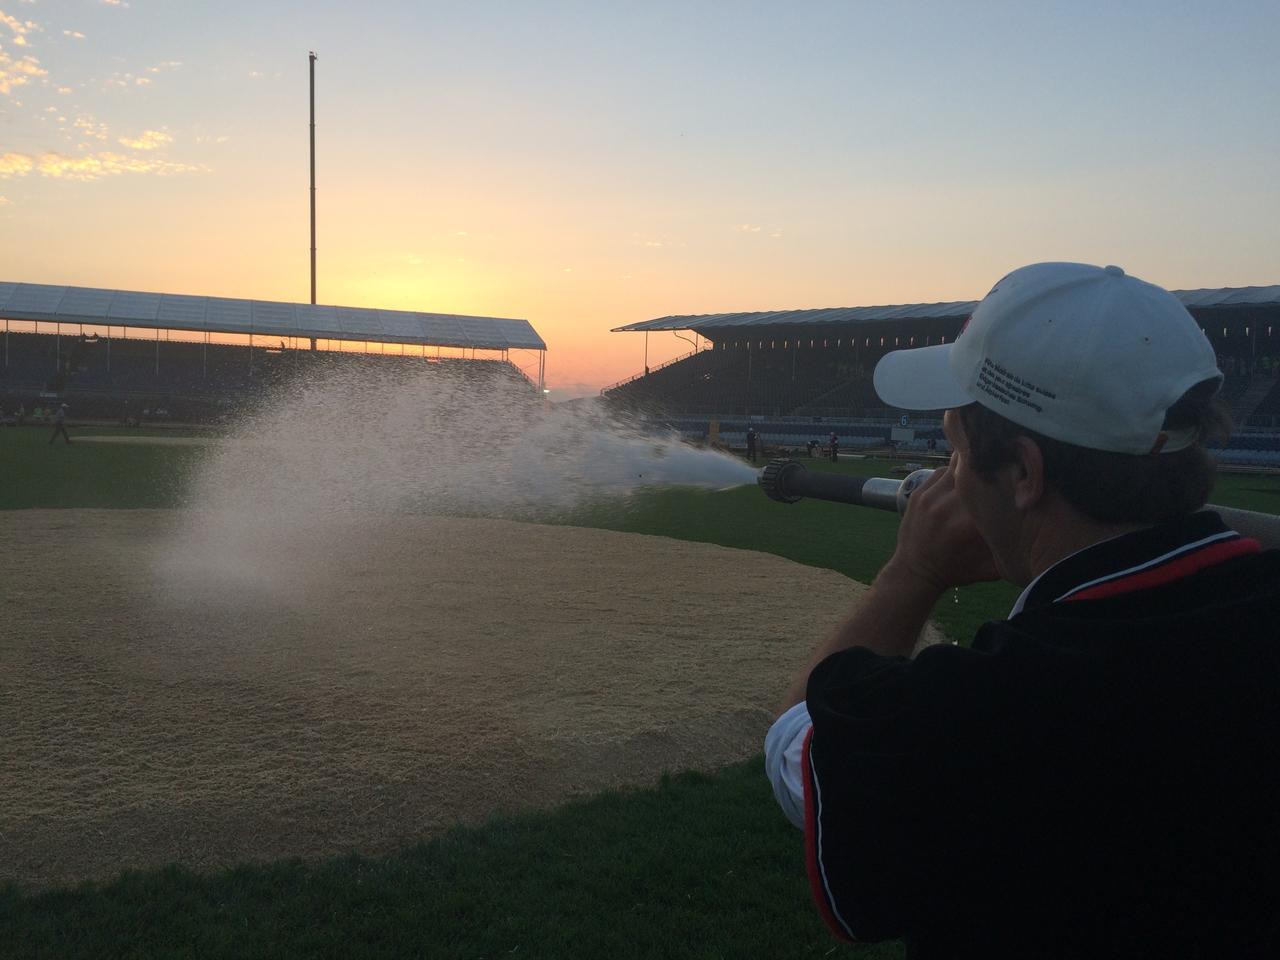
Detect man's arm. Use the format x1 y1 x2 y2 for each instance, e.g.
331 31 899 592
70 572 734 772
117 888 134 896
777 562 942 713
777 465 1000 715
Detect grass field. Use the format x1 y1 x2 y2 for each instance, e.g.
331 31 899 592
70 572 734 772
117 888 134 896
3 422 1278 959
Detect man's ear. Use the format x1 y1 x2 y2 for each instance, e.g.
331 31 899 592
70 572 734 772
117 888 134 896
1010 435 1045 512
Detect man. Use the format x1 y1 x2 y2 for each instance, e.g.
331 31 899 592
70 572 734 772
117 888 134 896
765 263 1280 958
746 425 758 462
828 430 839 462
48 403 71 445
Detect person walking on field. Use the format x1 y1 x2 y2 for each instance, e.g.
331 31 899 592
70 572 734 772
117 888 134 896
746 426 758 462
48 403 71 445
765 263 1280 958
828 431 839 462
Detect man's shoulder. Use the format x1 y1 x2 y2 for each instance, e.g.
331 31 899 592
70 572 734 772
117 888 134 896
1002 546 1280 642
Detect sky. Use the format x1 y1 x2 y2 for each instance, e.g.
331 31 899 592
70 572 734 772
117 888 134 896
1 1 1277 396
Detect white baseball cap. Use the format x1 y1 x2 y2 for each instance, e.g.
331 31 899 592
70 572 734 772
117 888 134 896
872 262 1222 454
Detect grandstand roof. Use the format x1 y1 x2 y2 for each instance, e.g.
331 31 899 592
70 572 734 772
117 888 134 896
0 282 546 351
613 284 1280 333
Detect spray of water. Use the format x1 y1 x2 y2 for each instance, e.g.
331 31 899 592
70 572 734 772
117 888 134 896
156 359 755 599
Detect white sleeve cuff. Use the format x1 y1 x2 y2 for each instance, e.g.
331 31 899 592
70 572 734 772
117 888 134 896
764 701 812 830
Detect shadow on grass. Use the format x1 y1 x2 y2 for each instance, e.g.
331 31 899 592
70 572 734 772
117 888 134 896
1 759 903 960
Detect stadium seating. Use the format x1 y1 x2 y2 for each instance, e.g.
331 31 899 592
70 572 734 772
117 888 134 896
607 345 887 417
606 340 1280 469
0 331 535 423
1247 377 1280 428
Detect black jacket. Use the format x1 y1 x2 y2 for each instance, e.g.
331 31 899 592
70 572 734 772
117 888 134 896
804 512 1280 958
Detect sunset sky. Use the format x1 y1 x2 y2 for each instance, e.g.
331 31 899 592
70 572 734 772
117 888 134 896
2 1 1277 395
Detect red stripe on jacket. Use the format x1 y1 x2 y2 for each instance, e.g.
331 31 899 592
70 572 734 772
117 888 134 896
803 725 856 942
1063 538 1261 603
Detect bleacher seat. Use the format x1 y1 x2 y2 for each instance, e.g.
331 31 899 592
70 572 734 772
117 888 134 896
1 331 535 423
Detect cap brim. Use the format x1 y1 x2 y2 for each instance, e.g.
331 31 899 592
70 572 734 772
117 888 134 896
873 344 973 411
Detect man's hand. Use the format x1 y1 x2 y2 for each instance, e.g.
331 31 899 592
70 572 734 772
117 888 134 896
885 465 1000 593
776 464 1002 714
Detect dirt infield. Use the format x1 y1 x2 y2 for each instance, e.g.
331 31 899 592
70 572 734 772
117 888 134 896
1 509 943 889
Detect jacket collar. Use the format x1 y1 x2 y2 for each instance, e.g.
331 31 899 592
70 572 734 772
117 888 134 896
1009 511 1255 617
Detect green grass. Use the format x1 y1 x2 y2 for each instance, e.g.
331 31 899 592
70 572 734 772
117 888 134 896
2 428 1279 958
0 424 208 510
2 761 909 960
558 460 1020 643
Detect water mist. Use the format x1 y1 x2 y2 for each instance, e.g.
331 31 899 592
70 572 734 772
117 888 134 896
156 359 754 600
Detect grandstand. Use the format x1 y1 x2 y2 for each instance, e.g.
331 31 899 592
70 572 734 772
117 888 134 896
0 282 546 423
605 283 1280 466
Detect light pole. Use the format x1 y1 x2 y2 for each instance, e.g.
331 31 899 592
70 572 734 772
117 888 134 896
309 51 317 305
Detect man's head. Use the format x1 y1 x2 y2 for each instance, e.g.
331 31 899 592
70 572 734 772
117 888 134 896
875 263 1228 578
875 262 1223 454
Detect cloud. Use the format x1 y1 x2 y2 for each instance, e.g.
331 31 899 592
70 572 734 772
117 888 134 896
737 223 784 239
118 129 171 150
195 133 230 144
72 114 109 140
101 65 173 89
0 49 47 95
0 153 36 176
0 10 41 46
63 29 86 39
0 195 10 205
630 232 682 249
56 85 71 94
0 149 206 181
100 0 130 7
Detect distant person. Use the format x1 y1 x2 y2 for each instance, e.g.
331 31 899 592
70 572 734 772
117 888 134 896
828 431 839 462
48 403 71 445
765 262 1280 957
746 426 758 462
807 439 818 458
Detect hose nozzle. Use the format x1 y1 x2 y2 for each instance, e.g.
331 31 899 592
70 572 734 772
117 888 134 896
757 458 934 514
